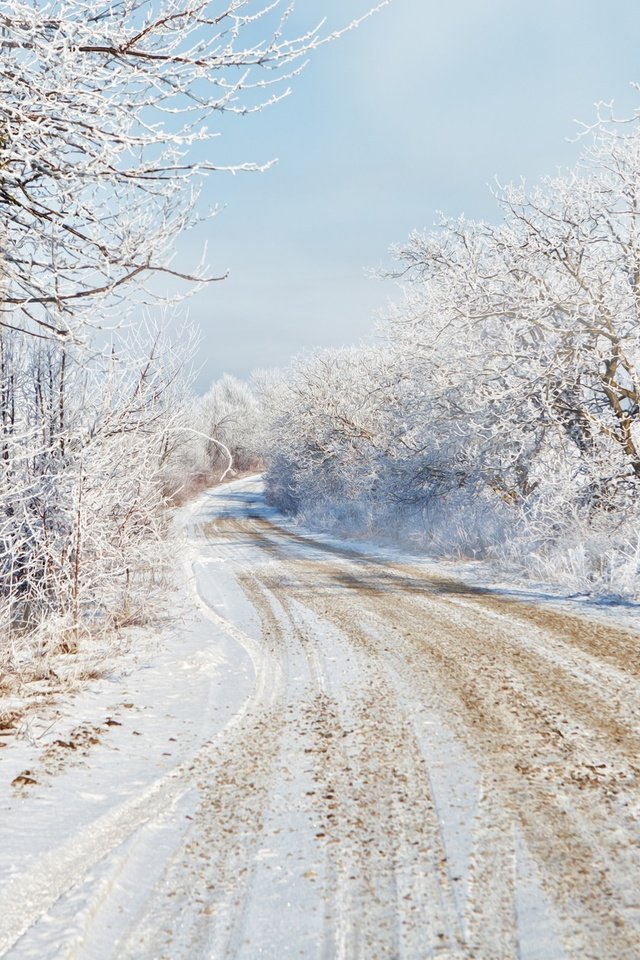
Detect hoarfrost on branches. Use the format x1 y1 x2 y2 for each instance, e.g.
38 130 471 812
0 0 388 337
261 99 640 597
0 0 389 674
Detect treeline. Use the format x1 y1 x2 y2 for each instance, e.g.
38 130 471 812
248 106 640 596
0 326 267 668
0 0 361 677
0 328 185 653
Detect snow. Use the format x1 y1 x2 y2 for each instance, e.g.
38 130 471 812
0 475 638 958
0 491 260 957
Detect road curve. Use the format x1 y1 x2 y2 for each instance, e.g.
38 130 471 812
128 476 640 960
4 476 640 960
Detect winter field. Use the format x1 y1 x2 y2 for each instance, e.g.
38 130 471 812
1 475 639 959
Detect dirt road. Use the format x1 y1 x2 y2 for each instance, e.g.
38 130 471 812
2 477 640 959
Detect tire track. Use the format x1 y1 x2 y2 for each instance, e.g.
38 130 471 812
296 575 640 957
118 706 286 960
465 780 517 960
228 512 640 959
247 555 473 958
115 549 291 959
21 486 635 960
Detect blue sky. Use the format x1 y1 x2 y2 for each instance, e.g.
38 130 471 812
180 0 640 392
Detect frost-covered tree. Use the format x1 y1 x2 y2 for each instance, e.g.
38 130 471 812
391 110 640 510
199 373 262 474
0 0 387 338
262 97 640 594
262 347 406 522
0 323 193 652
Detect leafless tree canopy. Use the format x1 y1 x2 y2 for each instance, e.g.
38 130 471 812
258 100 640 596
0 0 385 338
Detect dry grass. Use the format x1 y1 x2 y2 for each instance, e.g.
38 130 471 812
0 708 21 732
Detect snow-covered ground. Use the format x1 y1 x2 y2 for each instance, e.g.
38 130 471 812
1 476 639 959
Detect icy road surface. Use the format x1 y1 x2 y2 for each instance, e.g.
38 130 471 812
1 476 640 959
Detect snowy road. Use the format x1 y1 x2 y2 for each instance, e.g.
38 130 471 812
2 476 640 959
